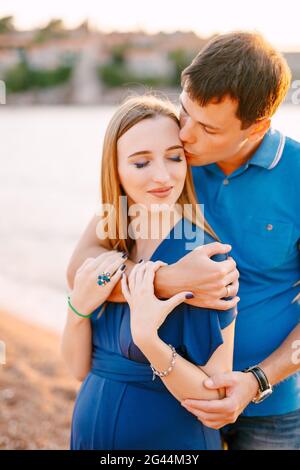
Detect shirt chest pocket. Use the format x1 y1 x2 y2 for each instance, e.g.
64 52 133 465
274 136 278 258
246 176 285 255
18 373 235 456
242 217 294 271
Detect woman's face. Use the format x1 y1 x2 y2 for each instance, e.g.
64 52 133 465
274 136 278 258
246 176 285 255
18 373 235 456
117 115 187 211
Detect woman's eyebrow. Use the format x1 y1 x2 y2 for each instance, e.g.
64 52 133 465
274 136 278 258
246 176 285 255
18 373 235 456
127 150 152 158
166 145 184 151
127 145 183 158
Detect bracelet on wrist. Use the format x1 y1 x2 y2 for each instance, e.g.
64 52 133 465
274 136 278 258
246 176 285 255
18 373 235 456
150 344 177 381
67 295 93 319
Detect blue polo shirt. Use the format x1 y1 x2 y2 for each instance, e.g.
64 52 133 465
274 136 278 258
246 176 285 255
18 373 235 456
192 128 300 416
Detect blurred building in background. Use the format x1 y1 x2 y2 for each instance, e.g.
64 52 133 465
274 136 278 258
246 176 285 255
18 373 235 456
0 15 299 105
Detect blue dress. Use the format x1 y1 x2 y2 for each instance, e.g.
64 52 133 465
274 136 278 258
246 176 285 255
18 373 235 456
70 218 237 450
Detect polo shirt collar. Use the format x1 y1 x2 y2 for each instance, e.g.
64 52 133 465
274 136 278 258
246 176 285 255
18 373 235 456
200 127 286 177
248 127 286 170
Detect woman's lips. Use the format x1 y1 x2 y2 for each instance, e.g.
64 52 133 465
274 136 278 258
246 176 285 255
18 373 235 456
147 186 173 198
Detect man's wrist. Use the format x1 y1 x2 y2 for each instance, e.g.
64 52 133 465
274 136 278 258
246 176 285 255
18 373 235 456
242 366 273 403
154 263 179 299
243 370 260 400
257 361 275 386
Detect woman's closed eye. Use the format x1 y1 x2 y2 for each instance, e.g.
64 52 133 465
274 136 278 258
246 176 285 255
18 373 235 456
133 155 183 169
168 155 183 162
134 161 150 169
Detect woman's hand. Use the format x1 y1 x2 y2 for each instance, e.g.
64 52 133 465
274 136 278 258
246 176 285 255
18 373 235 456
121 260 193 343
69 251 127 316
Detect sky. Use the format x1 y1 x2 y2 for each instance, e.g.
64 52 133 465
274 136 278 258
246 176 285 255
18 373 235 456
1 0 300 50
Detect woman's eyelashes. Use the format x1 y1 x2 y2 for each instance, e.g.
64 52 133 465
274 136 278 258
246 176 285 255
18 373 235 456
134 161 149 168
169 155 183 162
133 155 183 169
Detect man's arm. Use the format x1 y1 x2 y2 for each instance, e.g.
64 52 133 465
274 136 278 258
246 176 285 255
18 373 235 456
258 323 300 386
180 323 300 429
67 214 240 309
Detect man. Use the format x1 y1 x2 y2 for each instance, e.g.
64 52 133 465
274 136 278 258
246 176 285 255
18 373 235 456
66 32 300 449
178 32 300 450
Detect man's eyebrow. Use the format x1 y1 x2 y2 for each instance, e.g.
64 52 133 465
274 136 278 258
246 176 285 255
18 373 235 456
127 145 184 158
179 97 221 130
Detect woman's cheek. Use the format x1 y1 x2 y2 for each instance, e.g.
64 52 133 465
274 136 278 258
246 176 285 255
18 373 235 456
172 162 187 185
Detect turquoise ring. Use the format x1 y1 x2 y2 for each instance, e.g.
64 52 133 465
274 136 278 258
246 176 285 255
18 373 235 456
97 272 111 286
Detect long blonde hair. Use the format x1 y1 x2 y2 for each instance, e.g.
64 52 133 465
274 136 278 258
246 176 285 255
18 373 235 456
100 94 220 252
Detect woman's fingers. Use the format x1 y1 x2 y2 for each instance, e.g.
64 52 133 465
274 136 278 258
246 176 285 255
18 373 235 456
108 262 127 287
143 261 167 293
142 262 155 294
121 272 131 302
76 257 95 274
135 261 147 287
128 260 143 293
90 250 124 271
127 259 167 295
99 255 126 279
164 291 193 312
91 251 124 278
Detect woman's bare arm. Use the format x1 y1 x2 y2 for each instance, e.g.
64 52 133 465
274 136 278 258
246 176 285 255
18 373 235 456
60 308 92 382
134 320 235 403
62 251 128 381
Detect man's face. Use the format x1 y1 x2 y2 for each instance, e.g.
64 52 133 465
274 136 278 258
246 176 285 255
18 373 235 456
179 90 254 166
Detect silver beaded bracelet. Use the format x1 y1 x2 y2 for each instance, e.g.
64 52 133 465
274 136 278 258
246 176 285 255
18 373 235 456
150 344 177 381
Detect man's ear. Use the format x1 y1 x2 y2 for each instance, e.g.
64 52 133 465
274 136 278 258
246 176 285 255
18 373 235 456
248 117 271 142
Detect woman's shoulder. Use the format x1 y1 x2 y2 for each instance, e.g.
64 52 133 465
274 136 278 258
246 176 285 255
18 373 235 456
183 219 228 261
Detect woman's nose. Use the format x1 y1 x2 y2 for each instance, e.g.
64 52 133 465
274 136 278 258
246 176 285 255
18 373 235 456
179 118 196 144
151 163 171 184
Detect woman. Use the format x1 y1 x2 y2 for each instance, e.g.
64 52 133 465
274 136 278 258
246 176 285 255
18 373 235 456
61 95 238 450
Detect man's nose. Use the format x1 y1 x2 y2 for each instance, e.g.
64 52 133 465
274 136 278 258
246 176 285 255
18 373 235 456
179 118 196 144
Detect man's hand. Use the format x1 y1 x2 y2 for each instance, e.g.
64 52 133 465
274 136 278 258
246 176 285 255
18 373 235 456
181 371 259 429
155 242 240 310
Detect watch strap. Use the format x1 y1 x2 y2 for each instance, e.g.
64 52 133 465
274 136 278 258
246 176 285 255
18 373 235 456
243 365 271 393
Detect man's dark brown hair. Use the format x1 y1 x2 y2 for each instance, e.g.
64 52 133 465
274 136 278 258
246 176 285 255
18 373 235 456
181 31 292 129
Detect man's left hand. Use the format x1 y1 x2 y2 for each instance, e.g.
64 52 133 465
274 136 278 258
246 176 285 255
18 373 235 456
181 371 259 429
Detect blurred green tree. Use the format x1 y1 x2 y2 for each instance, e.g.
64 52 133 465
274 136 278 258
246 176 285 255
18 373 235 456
34 19 66 43
0 16 15 34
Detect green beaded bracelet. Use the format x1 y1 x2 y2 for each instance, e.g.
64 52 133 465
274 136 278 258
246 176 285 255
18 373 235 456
67 295 93 318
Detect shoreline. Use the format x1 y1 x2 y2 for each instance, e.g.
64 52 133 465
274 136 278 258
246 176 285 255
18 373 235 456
0 309 79 449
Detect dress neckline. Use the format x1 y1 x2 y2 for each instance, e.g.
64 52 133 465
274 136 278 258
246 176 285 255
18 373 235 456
148 216 185 262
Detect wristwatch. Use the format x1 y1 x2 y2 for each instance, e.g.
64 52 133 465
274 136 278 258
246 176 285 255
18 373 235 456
242 365 273 404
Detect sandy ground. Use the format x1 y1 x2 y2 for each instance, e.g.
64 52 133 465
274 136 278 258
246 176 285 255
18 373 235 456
0 310 80 450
